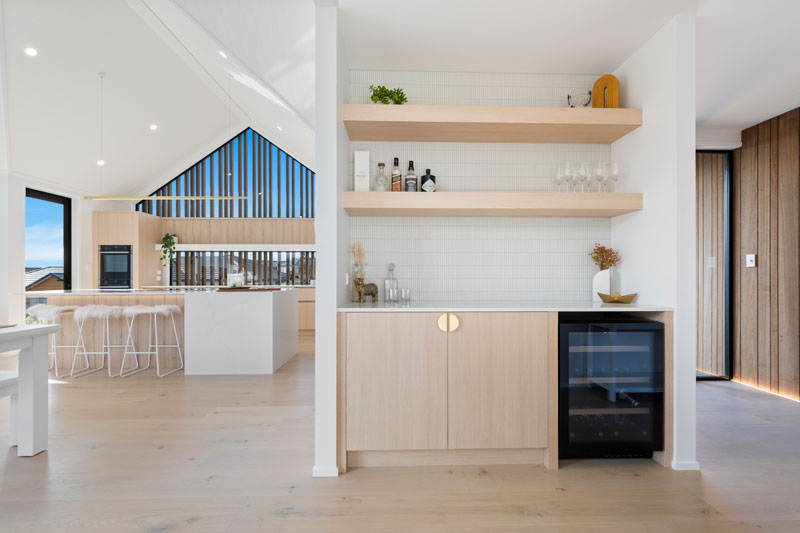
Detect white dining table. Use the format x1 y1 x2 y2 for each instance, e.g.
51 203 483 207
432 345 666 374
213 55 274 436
0 324 60 456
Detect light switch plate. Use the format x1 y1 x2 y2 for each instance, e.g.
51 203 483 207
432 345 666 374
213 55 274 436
746 254 757 268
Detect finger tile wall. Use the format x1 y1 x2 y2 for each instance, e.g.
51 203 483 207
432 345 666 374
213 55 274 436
348 70 612 302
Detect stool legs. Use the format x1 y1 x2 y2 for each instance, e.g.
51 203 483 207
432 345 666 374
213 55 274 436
70 318 107 378
156 313 184 378
120 315 152 378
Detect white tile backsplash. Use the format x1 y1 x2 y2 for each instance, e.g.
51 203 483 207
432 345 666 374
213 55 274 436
348 70 610 302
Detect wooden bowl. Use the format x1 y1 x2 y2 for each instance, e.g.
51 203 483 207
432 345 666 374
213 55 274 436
597 292 638 304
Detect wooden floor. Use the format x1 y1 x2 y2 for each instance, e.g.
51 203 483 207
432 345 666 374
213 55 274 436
0 336 799 532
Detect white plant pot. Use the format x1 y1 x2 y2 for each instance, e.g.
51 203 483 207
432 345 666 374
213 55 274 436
592 268 611 302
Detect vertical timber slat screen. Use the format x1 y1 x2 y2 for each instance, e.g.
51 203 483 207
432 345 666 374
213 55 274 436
136 127 316 287
136 128 315 220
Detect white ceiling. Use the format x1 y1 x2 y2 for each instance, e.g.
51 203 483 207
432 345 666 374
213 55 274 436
173 0 315 127
696 0 800 132
338 0 696 73
2 0 234 196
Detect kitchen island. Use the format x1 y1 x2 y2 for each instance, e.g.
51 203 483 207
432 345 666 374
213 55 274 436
30 288 299 376
336 301 673 473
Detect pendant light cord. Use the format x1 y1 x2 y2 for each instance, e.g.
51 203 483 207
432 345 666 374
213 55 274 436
98 71 105 194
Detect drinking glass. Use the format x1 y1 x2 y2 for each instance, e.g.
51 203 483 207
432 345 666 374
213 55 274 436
563 162 575 192
577 162 590 192
610 161 623 192
387 288 399 303
400 288 411 304
593 162 607 192
555 166 565 192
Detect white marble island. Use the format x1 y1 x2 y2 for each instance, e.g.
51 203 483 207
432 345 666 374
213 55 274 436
184 289 298 375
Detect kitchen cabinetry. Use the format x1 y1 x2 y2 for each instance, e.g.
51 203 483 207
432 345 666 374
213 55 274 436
346 313 447 451
344 312 549 455
92 211 161 289
448 312 548 449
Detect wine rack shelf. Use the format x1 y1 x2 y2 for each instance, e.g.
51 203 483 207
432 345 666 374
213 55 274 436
342 191 643 218
343 104 642 144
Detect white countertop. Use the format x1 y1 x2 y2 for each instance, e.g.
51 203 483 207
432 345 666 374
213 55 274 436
29 288 299 296
338 300 672 312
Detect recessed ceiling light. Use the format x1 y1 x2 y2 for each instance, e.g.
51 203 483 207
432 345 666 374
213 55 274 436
218 50 227 59
24 47 38 57
276 125 283 131
97 159 105 166
149 124 158 131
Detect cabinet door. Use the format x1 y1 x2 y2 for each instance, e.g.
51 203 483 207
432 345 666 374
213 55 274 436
346 312 448 451
448 312 548 449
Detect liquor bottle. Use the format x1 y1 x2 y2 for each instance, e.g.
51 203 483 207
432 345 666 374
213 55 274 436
391 157 402 192
404 161 418 192
374 163 389 191
421 169 436 192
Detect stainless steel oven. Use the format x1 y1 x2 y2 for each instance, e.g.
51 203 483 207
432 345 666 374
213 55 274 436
99 245 132 288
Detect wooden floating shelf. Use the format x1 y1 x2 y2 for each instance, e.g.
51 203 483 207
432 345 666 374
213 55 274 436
343 104 643 144
342 192 643 218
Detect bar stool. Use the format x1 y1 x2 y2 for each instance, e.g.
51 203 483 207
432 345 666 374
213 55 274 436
120 305 183 378
71 305 127 378
26 304 78 378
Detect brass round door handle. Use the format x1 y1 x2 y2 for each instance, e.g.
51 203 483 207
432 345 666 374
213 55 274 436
448 313 460 332
437 313 448 332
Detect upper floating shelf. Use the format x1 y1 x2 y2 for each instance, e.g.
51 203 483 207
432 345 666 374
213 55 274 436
343 104 643 144
343 192 643 218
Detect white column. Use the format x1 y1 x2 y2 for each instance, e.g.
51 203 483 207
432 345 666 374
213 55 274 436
313 0 348 477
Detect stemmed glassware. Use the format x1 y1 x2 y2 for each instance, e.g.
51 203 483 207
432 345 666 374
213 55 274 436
593 162 607 192
555 166 565 192
576 162 590 192
563 162 575 192
609 161 623 192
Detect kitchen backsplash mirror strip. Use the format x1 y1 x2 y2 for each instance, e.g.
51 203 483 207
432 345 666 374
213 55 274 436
349 70 611 302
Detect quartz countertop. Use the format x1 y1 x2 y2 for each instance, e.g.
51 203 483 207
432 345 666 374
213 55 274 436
338 300 672 313
28 288 297 296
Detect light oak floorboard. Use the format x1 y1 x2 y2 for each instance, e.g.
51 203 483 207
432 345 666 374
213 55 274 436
0 338 799 531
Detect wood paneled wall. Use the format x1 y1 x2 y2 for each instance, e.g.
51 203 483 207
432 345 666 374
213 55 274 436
731 108 800 399
161 218 315 245
696 152 728 377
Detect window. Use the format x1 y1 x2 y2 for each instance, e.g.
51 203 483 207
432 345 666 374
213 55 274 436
25 189 72 291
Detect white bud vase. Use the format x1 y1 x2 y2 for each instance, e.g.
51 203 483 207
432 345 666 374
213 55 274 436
592 268 611 302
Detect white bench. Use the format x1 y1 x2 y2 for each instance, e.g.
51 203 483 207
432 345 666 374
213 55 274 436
0 371 18 447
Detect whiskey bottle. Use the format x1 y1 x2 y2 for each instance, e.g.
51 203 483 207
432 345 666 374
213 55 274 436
375 163 389 191
404 160 418 192
421 169 436 192
391 157 402 192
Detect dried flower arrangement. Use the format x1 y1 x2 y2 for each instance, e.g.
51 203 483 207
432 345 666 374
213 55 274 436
590 243 620 271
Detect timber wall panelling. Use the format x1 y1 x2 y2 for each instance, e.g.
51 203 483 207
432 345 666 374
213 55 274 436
696 152 728 377
731 108 800 399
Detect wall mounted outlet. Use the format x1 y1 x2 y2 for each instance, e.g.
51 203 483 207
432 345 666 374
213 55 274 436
746 254 757 268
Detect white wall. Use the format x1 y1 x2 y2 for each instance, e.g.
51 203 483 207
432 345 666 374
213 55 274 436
611 13 698 470
695 124 742 150
313 0 347 478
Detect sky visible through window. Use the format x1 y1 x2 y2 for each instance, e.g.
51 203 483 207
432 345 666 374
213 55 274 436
25 196 64 268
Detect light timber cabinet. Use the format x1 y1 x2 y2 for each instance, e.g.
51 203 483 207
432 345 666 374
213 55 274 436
340 311 551 470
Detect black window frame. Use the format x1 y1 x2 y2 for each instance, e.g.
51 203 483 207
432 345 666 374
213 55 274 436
25 188 72 290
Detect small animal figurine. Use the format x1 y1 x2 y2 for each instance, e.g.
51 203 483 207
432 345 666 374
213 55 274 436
353 278 379 303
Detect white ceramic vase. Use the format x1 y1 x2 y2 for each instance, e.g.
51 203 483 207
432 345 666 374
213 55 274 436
592 268 611 302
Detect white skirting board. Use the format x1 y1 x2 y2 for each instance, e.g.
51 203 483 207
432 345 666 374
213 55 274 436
184 289 298 375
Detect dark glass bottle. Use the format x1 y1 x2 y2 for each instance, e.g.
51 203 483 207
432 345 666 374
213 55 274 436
421 169 436 192
404 161 418 192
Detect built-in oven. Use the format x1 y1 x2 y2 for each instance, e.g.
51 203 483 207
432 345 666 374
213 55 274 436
99 245 133 289
559 313 664 459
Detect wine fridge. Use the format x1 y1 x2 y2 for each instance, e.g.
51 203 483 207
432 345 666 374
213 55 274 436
559 313 664 459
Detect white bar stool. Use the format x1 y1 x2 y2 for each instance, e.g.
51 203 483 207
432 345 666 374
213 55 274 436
26 304 78 378
71 305 127 378
120 305 183 378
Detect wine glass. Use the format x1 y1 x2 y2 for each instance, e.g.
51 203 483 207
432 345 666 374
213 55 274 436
610 161 623 192
576 162 590 192
555 166 565 192
563 162 575 192
593 162 607 192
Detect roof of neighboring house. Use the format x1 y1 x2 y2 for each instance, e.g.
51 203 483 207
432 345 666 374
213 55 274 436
25 266 64 290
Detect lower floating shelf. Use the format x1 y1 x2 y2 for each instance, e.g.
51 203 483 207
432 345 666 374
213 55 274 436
342 191 643 217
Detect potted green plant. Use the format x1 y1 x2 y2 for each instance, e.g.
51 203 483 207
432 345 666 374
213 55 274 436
161 233 178 265
369 85 408 105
